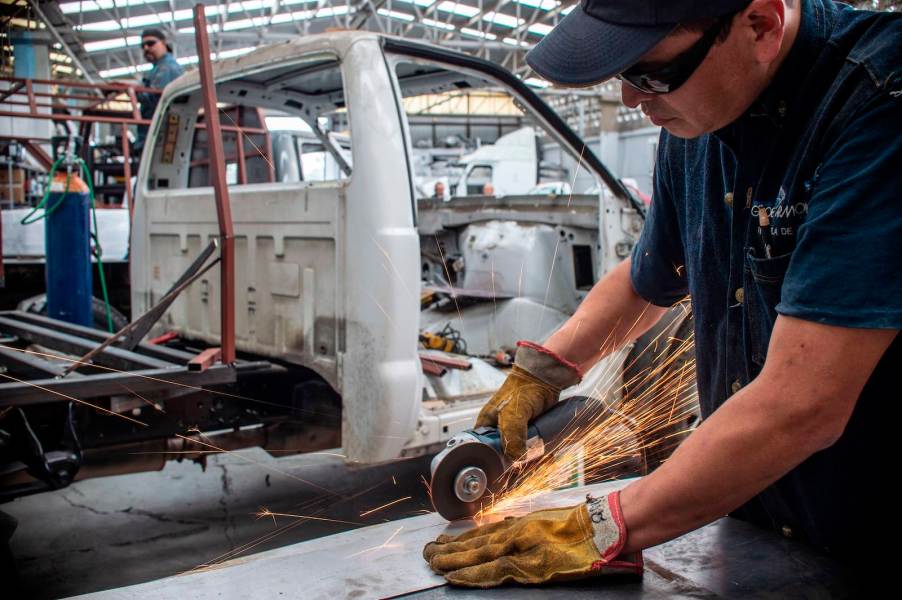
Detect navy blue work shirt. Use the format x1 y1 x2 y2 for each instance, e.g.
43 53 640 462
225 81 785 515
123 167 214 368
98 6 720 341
630 0 900 562
136 52 184 147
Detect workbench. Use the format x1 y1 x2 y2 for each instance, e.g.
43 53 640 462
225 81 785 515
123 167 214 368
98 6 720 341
70 479 853 599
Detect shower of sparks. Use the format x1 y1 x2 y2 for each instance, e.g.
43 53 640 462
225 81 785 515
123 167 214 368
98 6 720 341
217 107 276 175
567 143 587 209
359 496 412 518
371 236 414 299
0 371 148 427
536 237 563 335
433 233 465 336
344 526 404 558
119 383 165 413
482 309 698 517
254 508 362 527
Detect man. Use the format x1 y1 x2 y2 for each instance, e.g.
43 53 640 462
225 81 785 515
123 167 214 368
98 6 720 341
135 28 184 149
424 0 899 587
432 180 446 200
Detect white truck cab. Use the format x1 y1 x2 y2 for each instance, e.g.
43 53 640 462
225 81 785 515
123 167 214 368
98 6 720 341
133 32 648 465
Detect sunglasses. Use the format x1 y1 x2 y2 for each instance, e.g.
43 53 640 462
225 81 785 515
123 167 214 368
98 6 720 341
142 40 159 48
617 16 731 95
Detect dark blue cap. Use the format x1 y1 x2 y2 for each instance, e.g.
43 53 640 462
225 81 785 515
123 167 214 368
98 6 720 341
526 0 752 86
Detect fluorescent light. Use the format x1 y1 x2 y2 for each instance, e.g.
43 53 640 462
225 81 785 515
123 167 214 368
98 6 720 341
99 46 256 78
84 35 140 52
502 37 530 47
460 27 497 40
561 3 576 15
98 63 151 78
422 18 456 31
527 23 553 36
270 5 351 24
514 0 560 9
216 46 255 59
60 0 168 15
223 17 269 31
436 2 480 18
483 12 524 28
524 77 550 88
377 9 415 22
391 0 437 6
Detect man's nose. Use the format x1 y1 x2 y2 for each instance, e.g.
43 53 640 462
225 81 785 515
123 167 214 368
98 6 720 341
620 82 654 108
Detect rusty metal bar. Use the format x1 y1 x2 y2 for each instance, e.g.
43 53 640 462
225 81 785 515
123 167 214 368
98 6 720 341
24 141 53 171
236 131 247 185
421 360 446 377
0 76 160 95
0 111 149 125
25 80 35 112
194 3 236 365
418 353 473 371
0 81 24 104
195 123 267 134
188 347 222 373
126 86 142 121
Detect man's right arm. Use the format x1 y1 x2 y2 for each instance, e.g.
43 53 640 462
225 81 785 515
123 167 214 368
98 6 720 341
544 257 668 373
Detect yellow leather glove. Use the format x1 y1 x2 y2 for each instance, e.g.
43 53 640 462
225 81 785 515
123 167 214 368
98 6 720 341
475 341 583 460
424 491 642 587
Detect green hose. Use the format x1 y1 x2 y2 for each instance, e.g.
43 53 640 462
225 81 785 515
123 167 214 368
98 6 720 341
19 156 115 333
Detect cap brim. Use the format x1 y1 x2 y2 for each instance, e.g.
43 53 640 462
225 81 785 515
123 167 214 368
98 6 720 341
526 6 674 86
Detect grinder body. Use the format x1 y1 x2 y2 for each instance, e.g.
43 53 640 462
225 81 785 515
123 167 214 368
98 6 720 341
430 397 591 520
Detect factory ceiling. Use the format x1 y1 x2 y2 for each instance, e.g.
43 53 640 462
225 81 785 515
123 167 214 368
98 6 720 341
4 0 582 84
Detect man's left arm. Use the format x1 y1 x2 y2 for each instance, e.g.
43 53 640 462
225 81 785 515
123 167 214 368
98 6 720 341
619 316 897 552
621 80 902 550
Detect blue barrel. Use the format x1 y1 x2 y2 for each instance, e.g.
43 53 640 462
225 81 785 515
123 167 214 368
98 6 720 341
45 171 93 327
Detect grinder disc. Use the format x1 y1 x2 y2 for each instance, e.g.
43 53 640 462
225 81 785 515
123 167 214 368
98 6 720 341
431 442 504 521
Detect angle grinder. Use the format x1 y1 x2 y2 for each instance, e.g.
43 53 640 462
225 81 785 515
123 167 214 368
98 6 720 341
430 397 591 521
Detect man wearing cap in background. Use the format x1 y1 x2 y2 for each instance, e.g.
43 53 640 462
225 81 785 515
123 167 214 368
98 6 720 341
135 28 184 150
424 0 899 587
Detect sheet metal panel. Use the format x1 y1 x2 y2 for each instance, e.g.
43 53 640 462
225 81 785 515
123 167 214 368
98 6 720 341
69 479 852 599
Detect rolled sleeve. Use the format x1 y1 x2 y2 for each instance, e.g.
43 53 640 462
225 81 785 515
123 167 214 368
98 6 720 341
777 88 902 329
630 137 688 307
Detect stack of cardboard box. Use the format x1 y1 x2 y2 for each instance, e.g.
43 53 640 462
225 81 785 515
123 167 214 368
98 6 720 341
0 167 26 204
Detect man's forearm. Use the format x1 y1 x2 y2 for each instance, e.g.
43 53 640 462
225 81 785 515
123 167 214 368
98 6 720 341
617 381 819 551
544 258 667 372
617 316 894 553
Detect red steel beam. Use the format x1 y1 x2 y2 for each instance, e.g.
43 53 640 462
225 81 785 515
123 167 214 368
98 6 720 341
23 140 54 171
0 111 149 125
188 347 222 373
418 353 473 371
0 76 160 95
194 3 236 365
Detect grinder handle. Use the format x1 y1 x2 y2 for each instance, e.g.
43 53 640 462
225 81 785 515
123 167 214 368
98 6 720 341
530 397 592 447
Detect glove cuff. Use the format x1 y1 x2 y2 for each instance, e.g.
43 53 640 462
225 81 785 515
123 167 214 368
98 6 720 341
514 341 583 389
586 491 628 562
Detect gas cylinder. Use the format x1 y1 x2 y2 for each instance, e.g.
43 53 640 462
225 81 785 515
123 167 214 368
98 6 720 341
45 169 93 327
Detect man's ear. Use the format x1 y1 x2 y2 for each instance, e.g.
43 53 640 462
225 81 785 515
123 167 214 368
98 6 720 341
739 0 786 64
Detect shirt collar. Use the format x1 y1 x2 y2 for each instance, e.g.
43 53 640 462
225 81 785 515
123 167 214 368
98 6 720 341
713 0 834 145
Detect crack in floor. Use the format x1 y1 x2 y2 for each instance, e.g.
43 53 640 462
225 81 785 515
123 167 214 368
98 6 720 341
218 463 236 549
60 493 113 517
110 525 211 548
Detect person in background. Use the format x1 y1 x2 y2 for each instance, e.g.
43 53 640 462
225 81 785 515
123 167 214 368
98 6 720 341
135 28 184 150
432 181 446 200
482 182 495 196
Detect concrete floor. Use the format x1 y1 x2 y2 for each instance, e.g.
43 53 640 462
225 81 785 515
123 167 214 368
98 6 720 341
3 448 435 599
